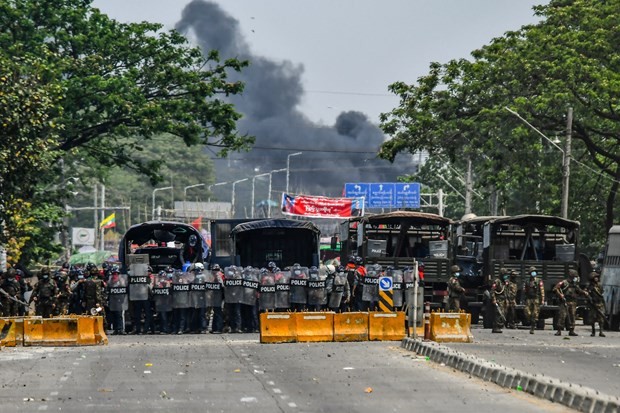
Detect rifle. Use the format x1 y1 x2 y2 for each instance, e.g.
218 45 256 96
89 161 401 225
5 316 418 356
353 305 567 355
495 302 506 325
587 296 609 328
0 287 30 307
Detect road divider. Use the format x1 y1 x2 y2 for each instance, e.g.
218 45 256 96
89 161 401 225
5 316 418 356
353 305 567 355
333 312 369 342
0 316 108 347
429 312 473 343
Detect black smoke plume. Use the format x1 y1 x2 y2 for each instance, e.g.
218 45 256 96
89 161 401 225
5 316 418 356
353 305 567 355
175 0 414 198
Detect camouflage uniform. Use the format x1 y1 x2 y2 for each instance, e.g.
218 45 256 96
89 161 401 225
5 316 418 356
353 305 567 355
490 269 507 333
30 268 59 318
54 271 72 316
447 265 465 312
504 271 518 329
586 272 606 337
1 269 22 317
523 267 545 334
553 269 587 336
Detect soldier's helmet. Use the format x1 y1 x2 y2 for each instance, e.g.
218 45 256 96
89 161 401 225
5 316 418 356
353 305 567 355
500 267 508 276
450 265 461 273
40 266 50 276
7 267 16 277
510 270 518 279
589 271 600 281
568 269 578 277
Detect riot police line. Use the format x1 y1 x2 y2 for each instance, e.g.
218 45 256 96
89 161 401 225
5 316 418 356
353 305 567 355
105 260 422 335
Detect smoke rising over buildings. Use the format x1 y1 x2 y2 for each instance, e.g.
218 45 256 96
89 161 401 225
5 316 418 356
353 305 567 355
176 0 414 197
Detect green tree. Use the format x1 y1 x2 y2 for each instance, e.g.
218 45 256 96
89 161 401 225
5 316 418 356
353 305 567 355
0 0 253 265
379 0 620 252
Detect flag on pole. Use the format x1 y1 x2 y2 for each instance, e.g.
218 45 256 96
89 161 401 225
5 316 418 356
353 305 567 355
191 216 202 230
99 212 116 229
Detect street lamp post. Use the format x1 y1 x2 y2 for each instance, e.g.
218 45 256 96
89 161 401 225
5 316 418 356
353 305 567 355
184 183 205 219
207 181 229 202
505 107 572 219
268 168 286 218
251 173 270 218
286 152 302 194
152 186 173 221
231 178 248 218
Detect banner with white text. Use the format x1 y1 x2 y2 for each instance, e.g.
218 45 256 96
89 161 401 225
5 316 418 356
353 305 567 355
281 193 364 218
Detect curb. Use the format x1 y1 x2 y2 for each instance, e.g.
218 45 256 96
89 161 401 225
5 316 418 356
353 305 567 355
401 338 619 413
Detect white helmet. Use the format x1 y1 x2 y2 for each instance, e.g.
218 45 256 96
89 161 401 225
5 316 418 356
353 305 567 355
193 262 205 272
325 264 336 275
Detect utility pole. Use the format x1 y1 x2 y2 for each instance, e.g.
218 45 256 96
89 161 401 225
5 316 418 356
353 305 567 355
464 157 473 215
561 108 573 219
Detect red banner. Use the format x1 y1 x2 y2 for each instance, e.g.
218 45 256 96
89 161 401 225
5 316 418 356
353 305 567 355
281 193 364 218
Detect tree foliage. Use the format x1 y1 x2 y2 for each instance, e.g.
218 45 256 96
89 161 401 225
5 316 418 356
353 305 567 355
379 0 620 252
0 0 253 265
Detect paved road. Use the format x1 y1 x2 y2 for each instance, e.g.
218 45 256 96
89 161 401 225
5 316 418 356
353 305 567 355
0 333 572 413
447 323 620 398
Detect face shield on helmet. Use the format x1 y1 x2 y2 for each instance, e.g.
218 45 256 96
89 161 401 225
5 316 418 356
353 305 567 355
211 264 221 271
189 234 197 247
193 262 204 272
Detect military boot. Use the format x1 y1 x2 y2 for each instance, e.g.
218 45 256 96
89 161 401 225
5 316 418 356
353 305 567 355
492 328 502 333
554 330 561 336
599 327 606 337
530 326 535 334
568 330 578 336
591 326 596 337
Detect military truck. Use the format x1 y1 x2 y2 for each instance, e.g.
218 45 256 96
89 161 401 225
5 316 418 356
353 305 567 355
229 219 320 269
601 225 620 330
339 211 453 308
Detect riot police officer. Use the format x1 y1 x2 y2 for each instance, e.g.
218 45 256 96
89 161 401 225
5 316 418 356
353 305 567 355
172 268 192 334
128 264 154 335
207 264 225 334
325 265 349 313
307 266 326 311
223 265 243 333
189 263 208 333
240 266 259 332
153 270 173 334
107 266 128 335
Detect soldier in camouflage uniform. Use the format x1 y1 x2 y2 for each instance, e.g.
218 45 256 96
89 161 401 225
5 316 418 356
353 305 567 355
54 270 72 316
504 271 519 329
523 266 544 334
553 269 587 336
84 270 106 325
1 268 22 317
490 268 507 333
30 267 58 318
447 265 465 312
586 272 606 337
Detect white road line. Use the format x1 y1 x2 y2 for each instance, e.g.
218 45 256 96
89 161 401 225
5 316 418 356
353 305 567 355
50 392 58 396
37 406 48 411
288 402 297 408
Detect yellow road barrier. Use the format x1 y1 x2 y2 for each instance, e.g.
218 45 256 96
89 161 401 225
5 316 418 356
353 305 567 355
260 312 296 343
368 311 406 341
3 316 107 347
333 312 369 342
429 312 473 343
0 318 18 347
296 312 334 342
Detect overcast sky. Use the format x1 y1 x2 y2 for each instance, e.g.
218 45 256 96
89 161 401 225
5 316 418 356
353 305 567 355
93 0 545 127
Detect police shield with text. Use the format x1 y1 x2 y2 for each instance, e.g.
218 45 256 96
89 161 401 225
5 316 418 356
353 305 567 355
107 268 128 335
128 263 154 334
224 266 243 333
259 268 276 312
389 268 404 310
172 270 193 334
290 263 309 312
240 266 259 333
307 266 326 311
153 270 172 334
206 264 225 333
189 263 208 333
326 264 349 312
362 263 381 311
274 269 291 311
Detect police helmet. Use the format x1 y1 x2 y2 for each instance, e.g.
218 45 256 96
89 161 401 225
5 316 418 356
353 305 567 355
268 261 277 269
110 265 120 274
193 262 205 272
76 269 85 279
355 256 364 266
336 265 345 273
212 264 221 271
158 270 166 277
348 255 356 264
450 265 460 273
325 264 336 275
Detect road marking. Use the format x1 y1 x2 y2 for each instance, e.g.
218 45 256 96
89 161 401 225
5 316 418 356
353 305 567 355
72 362 79 366
50 392 58 396
273 388 282 394
240 397 257 403
288 402 297 408
37 406 48 411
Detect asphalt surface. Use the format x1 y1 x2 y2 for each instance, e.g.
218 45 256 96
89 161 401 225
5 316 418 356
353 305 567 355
446 323 620 399
0 333 572 413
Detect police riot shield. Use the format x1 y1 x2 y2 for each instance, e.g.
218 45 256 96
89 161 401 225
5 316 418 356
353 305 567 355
107 274 128 312
328 270 347 309
275 271 291 309
152 273 172 312
128 263 150 301
307 267 326 307
289 266 309 304
403 268 417 307
190 271 207 309
390 269 404 309
205 270 224 308
362 264 381 302
241 267 259 306
223 266 243 304
259 271 276 311
172 271 193 309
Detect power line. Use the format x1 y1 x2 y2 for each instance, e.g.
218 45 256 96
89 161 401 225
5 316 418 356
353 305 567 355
306 89 395 97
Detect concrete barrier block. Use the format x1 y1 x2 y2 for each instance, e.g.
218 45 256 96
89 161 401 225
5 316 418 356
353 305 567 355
260 313 296 343
296 312 334 342
368 312 406 341
334 312 368 342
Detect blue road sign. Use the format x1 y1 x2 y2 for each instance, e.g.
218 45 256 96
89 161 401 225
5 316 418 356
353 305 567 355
368 183 395 208
394 182 421 208
344 183 369 206
379 276 393 291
